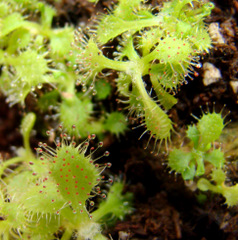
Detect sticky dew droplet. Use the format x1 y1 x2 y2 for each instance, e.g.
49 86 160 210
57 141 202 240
107 162 112 168
92 89 97 96
82 86 87 92
196 62 202 68
37 83 43 89
91 134 96 139
104 151 110 157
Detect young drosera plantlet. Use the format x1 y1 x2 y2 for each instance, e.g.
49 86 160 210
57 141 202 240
34 126 111 215
167 107 238 207
104 112 128 138
168 108 227 180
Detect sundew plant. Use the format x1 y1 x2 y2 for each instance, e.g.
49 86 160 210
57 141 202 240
168 109 238 206
74 0 214 149
1 0 238 239
0 113 133 239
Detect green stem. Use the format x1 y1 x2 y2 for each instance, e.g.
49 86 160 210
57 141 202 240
3 233 9 240
61 229 73 240
1 157 23 168
64 73 77 96
23 134 32 157
21 113 36 158
124 35 140 61
92 207 107 222
93 233 108 240
100 55 132 73
0 157 23 176
131 65 150 102
142 46 160 65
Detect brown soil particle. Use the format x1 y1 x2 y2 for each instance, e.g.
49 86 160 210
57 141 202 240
0 95 22 153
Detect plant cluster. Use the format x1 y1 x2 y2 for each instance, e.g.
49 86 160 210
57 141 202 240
0 0 215 142
0 0 237 239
